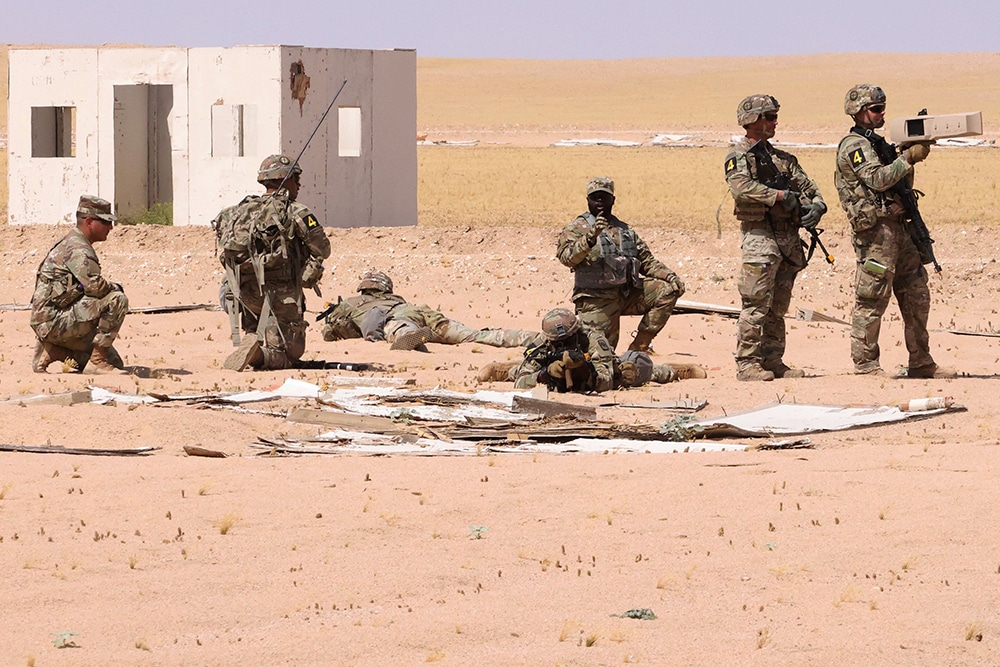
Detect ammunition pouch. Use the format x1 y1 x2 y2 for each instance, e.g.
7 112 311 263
301 256 324 289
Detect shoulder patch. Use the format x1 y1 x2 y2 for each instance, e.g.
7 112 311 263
724 156 738 175
598 338 610 352
849 148 867 168
304 213 319 228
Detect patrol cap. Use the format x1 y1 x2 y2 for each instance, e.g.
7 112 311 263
737 94 779 126
844 84 886 116
586 177 615 197
77 195 116 223
257 154 302 184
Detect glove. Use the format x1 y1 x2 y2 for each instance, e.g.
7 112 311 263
779 190 800 212
619 361 639 388
666 274 685 295
587 215 608 244
562 349 587 369
799 201 828 230
902 143 931 165
546 359 566 378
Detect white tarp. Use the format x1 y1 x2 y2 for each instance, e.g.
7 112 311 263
693 401 959 437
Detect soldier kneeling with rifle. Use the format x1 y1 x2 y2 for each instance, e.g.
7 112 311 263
476 308 706 392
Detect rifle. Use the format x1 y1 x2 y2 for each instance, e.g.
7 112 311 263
746 141 834 265
852 122 942 273
315 296 342 322
526 343 591 391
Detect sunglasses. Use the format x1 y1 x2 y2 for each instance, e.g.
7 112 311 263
761 112 778 122
867 104 886 114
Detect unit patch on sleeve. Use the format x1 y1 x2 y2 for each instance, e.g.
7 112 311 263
850 148 867 168
724 156 738 175
304 214 319 228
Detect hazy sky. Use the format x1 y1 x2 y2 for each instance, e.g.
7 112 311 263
5 0 998 59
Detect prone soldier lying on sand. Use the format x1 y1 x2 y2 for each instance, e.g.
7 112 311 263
476 308 707 392
321 270 545 352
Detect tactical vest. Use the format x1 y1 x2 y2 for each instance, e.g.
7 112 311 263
350 293 407 325
729 146 794 224
573 213 641 290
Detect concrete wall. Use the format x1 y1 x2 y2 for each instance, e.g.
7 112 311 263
8 45 416 228
188 46 283 226
8 49 99 224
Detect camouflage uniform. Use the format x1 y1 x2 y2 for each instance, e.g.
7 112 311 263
482 308 702 388
322 280 543 349
726 136 823 377
513 322 617 392
835 87 934 374
212 188 330 369
30 202 129 372
556 180 683 350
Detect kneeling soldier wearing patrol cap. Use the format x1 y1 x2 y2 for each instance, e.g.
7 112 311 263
30 195 128 373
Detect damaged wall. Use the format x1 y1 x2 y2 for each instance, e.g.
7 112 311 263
7 45 417 228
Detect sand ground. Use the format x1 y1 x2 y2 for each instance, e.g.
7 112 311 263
2 219 1000 666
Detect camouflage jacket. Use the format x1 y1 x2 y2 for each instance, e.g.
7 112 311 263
322 291 408 341
30 228 114 327
725 137 824 224
835 131 912 233
513 324 615 393
556 213 677 292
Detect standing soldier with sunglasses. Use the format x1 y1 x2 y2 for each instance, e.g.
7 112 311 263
725 95 827 381
835 85 954 378
30 195 129 373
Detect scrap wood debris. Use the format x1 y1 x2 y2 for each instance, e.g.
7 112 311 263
0 442 160 456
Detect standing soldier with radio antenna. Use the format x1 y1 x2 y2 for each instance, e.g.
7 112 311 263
725 94 827 381
835 84 955 379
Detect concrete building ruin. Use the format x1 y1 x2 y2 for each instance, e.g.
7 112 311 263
6 45 416 227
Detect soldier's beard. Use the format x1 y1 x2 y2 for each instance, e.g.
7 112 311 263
588 202 613 217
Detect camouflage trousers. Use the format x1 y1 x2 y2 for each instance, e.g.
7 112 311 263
384 303 543 348
851 216 933 372
736 225 804 371
572 279 680 350
31 289 129 355
238 280 307 370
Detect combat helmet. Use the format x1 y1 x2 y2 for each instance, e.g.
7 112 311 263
541 308 581 341
257 154 302 184
844 84 886 116
737 94 779 126
357 269 393 294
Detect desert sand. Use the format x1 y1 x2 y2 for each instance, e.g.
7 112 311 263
1 214 999 666
2 50 1000 666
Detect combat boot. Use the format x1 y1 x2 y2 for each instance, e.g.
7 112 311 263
90 345 125 372
224 335 263 371
628 330 656 353
32 340 69 373
906 363 957 379
764 361 805 379
669 363 708 380
390 326 434 352
737 363 775 382
476 360 517 383
854 365 888 377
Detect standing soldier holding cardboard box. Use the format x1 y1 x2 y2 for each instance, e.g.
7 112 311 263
835 84 955 378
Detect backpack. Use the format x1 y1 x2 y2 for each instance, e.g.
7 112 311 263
214 192 301 345
216 193 301 290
